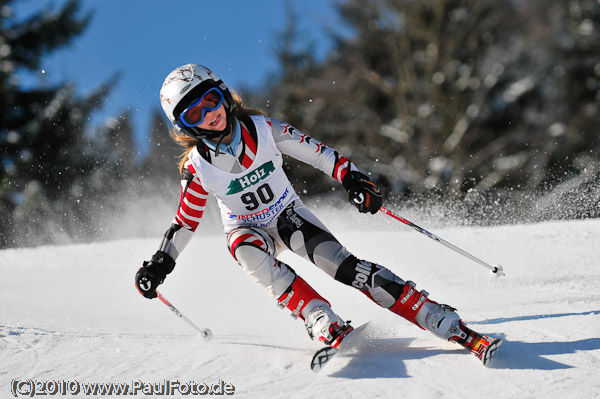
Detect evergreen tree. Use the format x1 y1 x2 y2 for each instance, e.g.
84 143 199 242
0 0 118 247
265 0 600 213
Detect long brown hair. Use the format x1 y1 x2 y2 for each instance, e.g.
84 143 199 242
170 90 265 174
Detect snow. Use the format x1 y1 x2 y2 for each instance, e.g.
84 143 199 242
1 211 600 398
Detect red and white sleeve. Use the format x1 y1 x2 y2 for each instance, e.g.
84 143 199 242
174 162 208 231
158 162 209 260
267 118 358 183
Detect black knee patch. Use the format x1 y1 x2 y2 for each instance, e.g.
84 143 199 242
334 255 371 288
335 256 405 302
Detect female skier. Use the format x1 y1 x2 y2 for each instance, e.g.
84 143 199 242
135 64 498 363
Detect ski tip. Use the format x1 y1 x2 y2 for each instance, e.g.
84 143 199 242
481 338 502 366
311 347 338 372
310 321 371 372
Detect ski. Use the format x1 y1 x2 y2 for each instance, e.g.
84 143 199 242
476 337 502 366
310 321 500 371
458 330 502 366
311 346 338 372
310 322 370 372
450 320 502 366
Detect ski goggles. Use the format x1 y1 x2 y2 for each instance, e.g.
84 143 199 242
177 87 224 127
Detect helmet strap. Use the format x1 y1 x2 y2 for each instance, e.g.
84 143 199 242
212 132 228 157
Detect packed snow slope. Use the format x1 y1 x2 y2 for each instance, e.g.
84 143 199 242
1 211 600 398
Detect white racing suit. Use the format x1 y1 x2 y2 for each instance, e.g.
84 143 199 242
157 114 433 332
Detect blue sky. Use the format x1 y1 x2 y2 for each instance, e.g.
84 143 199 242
13 0 341 152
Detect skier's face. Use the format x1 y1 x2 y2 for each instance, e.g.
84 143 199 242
196 103 227 132
179 87 224 127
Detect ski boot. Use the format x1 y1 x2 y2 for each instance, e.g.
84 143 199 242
417 303 502 366
305 305 354 348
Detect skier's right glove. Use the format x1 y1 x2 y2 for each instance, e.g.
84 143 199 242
135 251 175 299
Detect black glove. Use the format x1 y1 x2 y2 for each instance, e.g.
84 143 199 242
341 171 383 214
135 251 176 299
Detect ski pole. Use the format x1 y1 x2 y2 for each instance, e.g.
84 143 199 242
156 290 213 339
379 206 505 277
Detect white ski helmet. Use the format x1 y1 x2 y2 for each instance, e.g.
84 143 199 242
159 64 234 139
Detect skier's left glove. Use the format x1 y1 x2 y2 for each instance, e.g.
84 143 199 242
135 251 175 299
341 171 383 214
